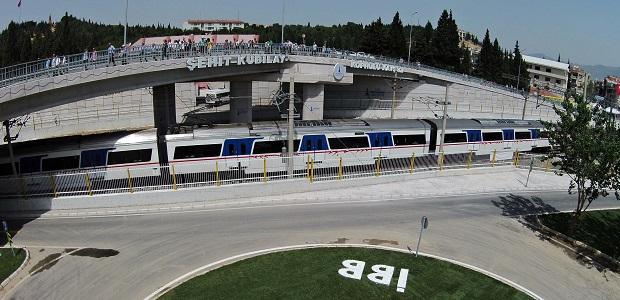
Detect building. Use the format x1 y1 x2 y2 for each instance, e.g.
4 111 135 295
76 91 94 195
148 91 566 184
523 55 569 95
182 19 245 32
603 76 620 106
569 65 588 96
134 34 259 45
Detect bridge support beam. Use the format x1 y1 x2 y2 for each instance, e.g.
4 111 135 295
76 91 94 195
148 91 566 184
229 81 253 123
302 83 324 120
153 84 176 165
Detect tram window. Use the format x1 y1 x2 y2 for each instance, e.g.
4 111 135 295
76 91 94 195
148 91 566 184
328 137 370 149
20 156 42 174
240 143 248 155
253 141 285 154
482 132 503 141
42 155 80 171
0 162 18 176
393 134 426 146
107 149 152 165
174 144 221 159
443 133 467 144
515 132 531 140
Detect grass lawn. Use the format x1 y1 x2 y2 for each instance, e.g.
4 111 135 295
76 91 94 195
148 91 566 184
539 209 620 260
161 247 530 300
0 248 25 282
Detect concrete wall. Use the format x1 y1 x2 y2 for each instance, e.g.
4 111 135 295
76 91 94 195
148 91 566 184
323 76 557 121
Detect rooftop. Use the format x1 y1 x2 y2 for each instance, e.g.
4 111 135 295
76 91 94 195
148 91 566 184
186 19 244 25
523 55 569 71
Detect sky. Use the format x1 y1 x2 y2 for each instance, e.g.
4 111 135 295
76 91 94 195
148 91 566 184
1 0 619 67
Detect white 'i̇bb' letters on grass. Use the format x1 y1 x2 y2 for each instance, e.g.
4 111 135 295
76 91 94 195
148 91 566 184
367 264 395 286
338 260 366 280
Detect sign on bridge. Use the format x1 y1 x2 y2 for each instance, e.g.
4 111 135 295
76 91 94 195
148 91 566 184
186 54 289 71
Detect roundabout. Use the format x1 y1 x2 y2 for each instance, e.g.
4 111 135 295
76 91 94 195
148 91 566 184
154 245 539 300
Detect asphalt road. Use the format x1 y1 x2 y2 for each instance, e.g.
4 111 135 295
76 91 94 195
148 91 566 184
5 188 620 300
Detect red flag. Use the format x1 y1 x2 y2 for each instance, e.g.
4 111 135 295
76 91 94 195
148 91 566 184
17 0 21 7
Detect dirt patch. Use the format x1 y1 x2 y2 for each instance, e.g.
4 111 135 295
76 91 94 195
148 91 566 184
70 248 119 258
30 253 62 275
330 238 349 244
363 239 399 246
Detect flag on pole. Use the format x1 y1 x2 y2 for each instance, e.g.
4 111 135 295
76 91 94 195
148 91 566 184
17 0 22 7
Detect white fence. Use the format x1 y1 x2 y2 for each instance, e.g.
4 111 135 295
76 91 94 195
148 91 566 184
0 150 551 200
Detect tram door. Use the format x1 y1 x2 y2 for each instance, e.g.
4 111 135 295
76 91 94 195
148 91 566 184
464 130 482 152
502 129 515 150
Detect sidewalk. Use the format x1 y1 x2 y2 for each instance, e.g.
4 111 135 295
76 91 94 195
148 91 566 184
13 167 570 219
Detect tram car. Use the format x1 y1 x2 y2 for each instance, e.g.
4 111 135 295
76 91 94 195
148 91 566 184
0 119 549 192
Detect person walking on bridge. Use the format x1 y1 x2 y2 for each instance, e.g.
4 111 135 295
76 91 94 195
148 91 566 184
107 43 116 67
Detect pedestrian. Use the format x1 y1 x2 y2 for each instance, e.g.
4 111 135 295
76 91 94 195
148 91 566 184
121 43 128 65
107 43 116 66
207 39 213 55
162 40 168 60
312 42 317 54
90 48 98 65
82 49 89 70
140 40 147 62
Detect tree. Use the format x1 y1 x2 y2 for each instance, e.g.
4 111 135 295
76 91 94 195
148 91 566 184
543 96 620 218
413 21 435 66
512 41 529 91
475 29 494 81
458 47 472 75
360 18 386 55
432 10 460 70
387 12 406 59
557 53 561 62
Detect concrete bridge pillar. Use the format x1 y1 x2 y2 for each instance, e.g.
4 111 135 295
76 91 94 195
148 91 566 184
229 81 253 123
302 83 324 120
153 84 176 165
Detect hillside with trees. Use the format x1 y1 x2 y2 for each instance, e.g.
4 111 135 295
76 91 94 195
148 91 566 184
0 10 529 91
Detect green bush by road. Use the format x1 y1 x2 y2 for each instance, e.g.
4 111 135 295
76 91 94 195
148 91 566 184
161 247 530 300
0 248 25 282
540 209 620 260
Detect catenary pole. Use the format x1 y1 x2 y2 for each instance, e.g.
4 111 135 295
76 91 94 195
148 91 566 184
287 71 295 177
3 121 17 176
438 84 451 153
407 12 418 63
281 0 285 43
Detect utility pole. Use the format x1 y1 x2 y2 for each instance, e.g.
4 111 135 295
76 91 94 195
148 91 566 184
3 121 17 176
583 73 589 102
391 71 397 119
407 12 418 64
123 0 128 46
281 0 285 44
521 93 528 120
287 71 295 177
438 84 451 153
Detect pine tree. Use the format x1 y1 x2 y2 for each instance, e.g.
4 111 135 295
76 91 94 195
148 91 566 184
360 18 386 55
432 10 460 70
476 29 494 81
557 53 561 62
512 41 529 91
414 21 436 66
387 12 406 59
458 47 472 75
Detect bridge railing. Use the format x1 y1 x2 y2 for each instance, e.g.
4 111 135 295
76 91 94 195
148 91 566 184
0 42 523 96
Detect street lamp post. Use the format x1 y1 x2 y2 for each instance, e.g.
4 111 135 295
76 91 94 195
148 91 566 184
123 0 128 46
407 11 418 64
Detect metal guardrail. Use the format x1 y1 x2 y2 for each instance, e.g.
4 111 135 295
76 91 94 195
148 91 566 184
0 150 544 200
0 42 523 97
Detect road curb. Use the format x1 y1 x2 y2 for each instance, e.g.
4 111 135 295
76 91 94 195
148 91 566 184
0 247 29 290
144 244 544 300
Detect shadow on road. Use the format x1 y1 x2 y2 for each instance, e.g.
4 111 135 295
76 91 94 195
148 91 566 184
492 193 618 275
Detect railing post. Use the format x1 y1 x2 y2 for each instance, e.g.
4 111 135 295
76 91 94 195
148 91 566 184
171 164 178 191
467 150 473 169
307 155 311 182
85 173 93 196
215 160 221 186
338 157 343 180
545 159 551 172
409 153 416 174
310 158 315 183
263 158 268 183
127 169 134 193
514 150 521 167
375 157 382 176
492 149 497 167
50 175 58 198
439 151 445 171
